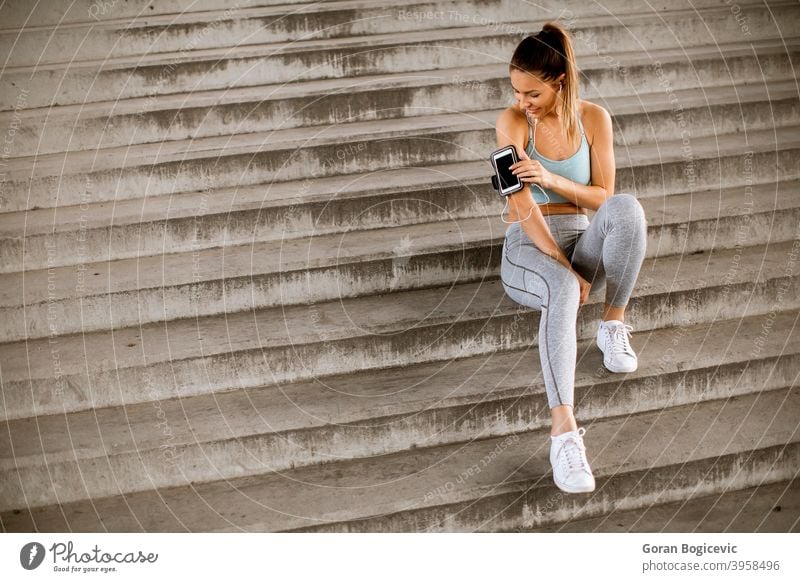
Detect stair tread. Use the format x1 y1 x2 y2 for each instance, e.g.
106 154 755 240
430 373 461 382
1 310 796 470
0 0 339 31
5 2 787 74
526 478 800 532
2 40 794 126
2 178 799 307
0 0 391 35
6 93 800 178
3 385 798 530
1 78 796 238
0 238 794 384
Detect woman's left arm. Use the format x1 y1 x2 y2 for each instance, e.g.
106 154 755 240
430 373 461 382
515 104 616 212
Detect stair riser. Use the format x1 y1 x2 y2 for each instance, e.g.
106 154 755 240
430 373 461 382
2 355 794 511
2 6 428 67
0 0 313 29
1 0 760 66
617 148 799 199
0 0 759 29
5 204 800 339
3 190 492 272
4 150 796 272
6 128 797 215
289 443 800 532
3 6 796 110
13 69 798 157
3 274 797 421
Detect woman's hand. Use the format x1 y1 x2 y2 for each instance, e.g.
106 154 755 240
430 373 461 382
510 148 555 189
573 270 591 306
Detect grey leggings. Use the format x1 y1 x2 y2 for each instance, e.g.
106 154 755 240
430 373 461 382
500 193 647 409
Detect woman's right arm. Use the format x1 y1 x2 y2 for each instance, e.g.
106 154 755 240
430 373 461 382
496 109 591 304
495 109 575 273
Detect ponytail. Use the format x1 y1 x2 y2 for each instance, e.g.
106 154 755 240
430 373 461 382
509 21 580 150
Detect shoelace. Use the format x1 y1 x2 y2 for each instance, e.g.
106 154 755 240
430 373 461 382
555 427 590 473
604 323 634 355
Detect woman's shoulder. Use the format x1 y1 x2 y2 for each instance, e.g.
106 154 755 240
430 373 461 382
496 105 528 127
578 99 608 117
495 106 530 144
578 100 612 145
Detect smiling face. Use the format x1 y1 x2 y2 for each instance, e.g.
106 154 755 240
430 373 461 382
510 68 565 119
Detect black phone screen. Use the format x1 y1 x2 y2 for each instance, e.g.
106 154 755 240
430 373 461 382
496 150 520 192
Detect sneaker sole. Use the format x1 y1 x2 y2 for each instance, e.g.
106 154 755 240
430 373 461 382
553 475 596 494
596 336 638 373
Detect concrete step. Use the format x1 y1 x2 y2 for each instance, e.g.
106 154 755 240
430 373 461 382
2 3 796 110
0 238 797 421
3 103 798 213
0 0 763 29
0 0 454 66
2 179 799 340
1 0 734 66
5 40 796 156
524 478 800 532
1 135 796 273
10 93 799 187
0 0 322 29
2 383 797 530
0 310 796 511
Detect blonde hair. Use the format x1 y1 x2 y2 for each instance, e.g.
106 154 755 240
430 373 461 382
509 21 580 150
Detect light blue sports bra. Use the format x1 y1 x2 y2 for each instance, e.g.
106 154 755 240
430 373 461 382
524 111 591 204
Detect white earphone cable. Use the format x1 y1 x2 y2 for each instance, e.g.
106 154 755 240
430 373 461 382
501 113 550 224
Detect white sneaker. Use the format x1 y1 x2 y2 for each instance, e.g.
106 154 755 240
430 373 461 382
550 427 596 493
597 319 638 373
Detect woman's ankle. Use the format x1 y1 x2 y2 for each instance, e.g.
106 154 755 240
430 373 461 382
551 427 578 437
550 404 577 436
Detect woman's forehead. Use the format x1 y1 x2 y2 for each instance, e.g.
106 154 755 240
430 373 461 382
509 69 550 91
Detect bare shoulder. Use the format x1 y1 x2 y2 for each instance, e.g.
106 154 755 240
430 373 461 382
496 105 527 128
495 106 528 145
579 100 612 145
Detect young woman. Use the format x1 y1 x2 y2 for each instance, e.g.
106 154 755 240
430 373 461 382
495 21 648 494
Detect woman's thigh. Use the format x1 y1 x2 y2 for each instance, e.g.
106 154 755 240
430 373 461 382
570 215 608 286
501 232 579 310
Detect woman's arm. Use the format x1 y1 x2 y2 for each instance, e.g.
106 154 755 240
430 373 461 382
495 108 576 273
526 104 616 212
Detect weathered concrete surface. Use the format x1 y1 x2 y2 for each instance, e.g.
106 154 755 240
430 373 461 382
3 2 796 109
524 478 800 532
2 311 797 511
0 0 797 532
2 387 798 531
1 239 798 421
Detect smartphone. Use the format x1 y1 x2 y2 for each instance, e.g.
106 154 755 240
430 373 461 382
490 145 524 196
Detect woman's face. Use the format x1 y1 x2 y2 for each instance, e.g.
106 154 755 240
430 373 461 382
509 69 564 118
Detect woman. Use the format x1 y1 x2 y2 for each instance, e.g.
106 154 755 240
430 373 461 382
496 21 648 494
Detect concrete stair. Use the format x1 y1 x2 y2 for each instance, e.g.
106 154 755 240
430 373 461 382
1 0 798 531
526 478 800 532
2 1 797 109
2 382 799 531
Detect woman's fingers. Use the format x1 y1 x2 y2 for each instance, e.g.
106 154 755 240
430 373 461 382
514 167 540 184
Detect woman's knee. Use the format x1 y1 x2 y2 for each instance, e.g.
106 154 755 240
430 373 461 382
501 260 578 311
603 193 646 224
545 268 581 311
